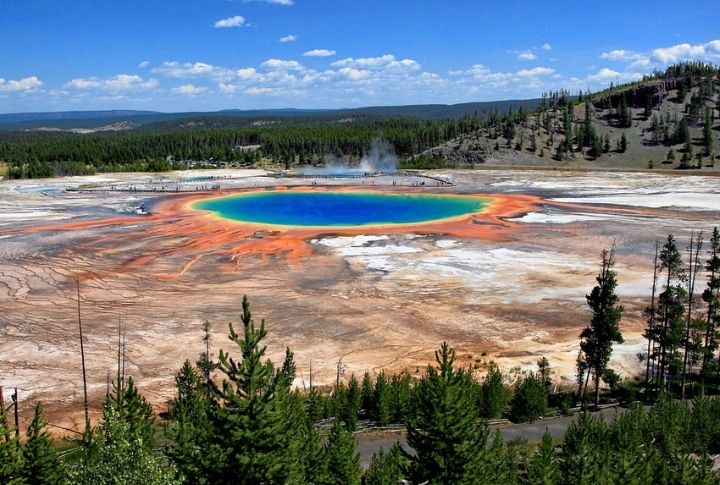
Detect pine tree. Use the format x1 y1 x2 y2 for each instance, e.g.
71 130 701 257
363 442 408 485
21 403 64 484
360 372 374 418
479 367 510 419
619 133 628 153
561 412 609 484
388 372 412 424
344 374 362 430
110 376 156 450
70 404 180 485
406 342 489 483
207 295 306 483
325 420 361 485
0 409 25 485
657 236 687 388
579 248 624 405
373 372 391 426
701 227 720 385
509 374 548 423
703 108 714 156
279 346 296 389
166 360 213 484
527 432 561 485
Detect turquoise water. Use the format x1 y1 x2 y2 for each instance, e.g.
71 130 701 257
193 191 488 227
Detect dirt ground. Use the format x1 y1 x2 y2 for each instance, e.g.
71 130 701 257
0 168 718 432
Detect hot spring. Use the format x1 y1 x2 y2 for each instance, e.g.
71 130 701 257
192 191 490 227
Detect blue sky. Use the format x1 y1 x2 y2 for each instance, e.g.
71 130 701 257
1 0 719 113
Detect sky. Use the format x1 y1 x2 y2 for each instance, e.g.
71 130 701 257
1 0 719 113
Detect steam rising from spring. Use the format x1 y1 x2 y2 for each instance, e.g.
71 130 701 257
301 138 398 176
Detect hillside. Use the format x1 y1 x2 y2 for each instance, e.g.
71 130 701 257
419 62 720 171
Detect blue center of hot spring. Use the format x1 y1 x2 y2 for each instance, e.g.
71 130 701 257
193 191 488 227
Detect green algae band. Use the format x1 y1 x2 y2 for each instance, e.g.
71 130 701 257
193 191 488 227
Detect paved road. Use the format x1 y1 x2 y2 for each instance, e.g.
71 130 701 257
356 406 628 468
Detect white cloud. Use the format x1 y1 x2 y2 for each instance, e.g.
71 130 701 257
303 49 337 57
331 54 420 72
172 84 207 95
585 67 642 84
516 67 555 77
599 49 645 61
599 39 720 69
0 76 43 92
138 60 150 68
246 86 277 95
214 15 247 28
279 34 297 43
153 61 233 81
218 83 238 94
261 59 304 70
64 74 157 91
338 67 371 80
541 43 552 51
652 40 720 63
236 67 258 79
517 51 537 61
245 0 293 5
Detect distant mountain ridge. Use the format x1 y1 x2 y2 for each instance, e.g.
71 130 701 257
0 100 542 131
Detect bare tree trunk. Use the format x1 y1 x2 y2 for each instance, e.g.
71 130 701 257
681 232 702 398
646 243 659 388
77 273 90 439
12 388 19 438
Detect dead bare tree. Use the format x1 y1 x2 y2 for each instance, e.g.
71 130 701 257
76 272 90 439
681 231 703 398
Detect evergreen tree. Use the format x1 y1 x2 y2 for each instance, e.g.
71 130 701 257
579 248 624 405
0 411 25 485
279 346 297 389
206 296 307 483
70 404 180 485
166 360 213 484
110 376 156 450
619 133 628 153
362 442 407 485
657 236 687 388
21 403 64 484
703 108 714 156
325 420 361 485
388 372 412 424
360 372 374 418
701 227 720 384
527 432 561 485
508 374 548 423
406 342 489 483
344 374 362 431
373 372 392 426
479 367 510 419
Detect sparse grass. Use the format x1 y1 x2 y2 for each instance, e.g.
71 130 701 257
0 163 8 177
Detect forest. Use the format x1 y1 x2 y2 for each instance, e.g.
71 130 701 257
1 61 717 178
1 227 719 484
